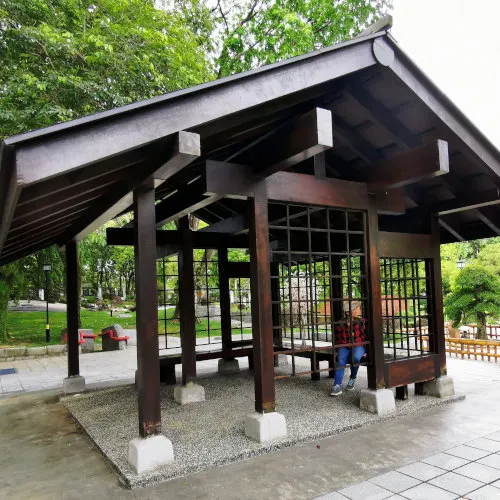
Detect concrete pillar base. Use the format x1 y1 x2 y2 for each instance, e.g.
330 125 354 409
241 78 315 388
128 435 174 474
418 376 455 398
63 375 86 394
275 354 289 367
218 358 240 375
244 411 287 442
174 382 205 405
360 388 396 415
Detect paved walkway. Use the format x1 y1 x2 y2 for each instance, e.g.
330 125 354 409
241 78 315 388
0 353 500 499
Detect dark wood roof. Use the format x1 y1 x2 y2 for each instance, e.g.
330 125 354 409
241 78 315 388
1 31 499 265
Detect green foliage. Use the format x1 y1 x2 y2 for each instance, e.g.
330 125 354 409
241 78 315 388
445 266 500 339
214 0 392 77
0 0 214 138
477 242 500 278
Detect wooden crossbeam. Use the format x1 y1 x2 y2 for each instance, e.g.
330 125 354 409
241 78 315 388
439 218 465 242
357 140 449 191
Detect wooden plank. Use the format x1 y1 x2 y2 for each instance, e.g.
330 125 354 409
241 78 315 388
133 181 162 437
384 355 437 387
65 239 80 378
200 214 247 234
245 108 333 178
378 231 433 258
366 195 385 389
205 161 370 210
178 217 197 385
249 184 276 413
429 188 500 216
358 140 449 191
218 248 232 350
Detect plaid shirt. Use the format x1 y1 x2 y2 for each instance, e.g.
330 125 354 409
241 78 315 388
335 319 366 346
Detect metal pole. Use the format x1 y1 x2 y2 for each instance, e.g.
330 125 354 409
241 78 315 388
45 269 51 342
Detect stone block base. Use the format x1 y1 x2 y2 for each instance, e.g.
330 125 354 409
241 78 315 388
218 358 240 375
244 411 287 442
128 435 174 474
63 375 86 394
274 354 289 367
418 376 455 398
174 383 205 405
360 388 396 415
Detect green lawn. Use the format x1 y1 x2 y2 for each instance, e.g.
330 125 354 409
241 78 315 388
4 309 252 346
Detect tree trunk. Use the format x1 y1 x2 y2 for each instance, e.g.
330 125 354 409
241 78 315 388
477 313 488 340
0 286 8 343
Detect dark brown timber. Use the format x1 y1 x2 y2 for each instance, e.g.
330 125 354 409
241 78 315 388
219 247 232 350
249 184 276 413
65 239 80 377
134 181 162 437
178 217 197 385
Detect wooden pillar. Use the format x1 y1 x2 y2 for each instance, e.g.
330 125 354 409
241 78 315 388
429 214 447 376
134 181 162 437
366 195 385 390
65 239 80 377
178 216 197 385
249 184 276 413
219 247 232 350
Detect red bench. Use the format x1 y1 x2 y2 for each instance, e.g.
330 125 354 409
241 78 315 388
61 329 96 350
100 325 129 351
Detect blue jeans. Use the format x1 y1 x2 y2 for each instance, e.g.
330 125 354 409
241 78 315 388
334 346 365 386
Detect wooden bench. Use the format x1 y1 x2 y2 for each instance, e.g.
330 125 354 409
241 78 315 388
159 344 253 384
100 324 129 351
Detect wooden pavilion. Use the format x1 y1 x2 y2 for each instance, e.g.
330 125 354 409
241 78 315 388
1 24 500 473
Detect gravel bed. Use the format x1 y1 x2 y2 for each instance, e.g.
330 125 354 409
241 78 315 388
61 365 464 489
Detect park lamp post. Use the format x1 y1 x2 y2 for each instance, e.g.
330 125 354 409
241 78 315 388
43 264 51 342
457 259 466 270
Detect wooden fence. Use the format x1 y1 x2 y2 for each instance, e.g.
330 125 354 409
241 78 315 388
445 337 500 362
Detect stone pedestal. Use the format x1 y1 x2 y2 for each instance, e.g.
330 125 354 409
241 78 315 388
418 376 455 398
244 412 287 443
174 382 205 405
218 358 240 375
274 354 289 367
63 375 86 394
128 435 174 474
360 388 396 415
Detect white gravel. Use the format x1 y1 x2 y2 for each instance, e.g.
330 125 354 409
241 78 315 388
61 364 464 489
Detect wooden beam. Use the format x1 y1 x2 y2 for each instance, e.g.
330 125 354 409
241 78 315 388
358 140 449 191
378 231 434 258
425 188 500 216
106 227 250 248
218 248 232 350
134 181 162 437
200 214 247 234
240 108 333 178
438 218 465 242
475 207 500 236
65 239 80 378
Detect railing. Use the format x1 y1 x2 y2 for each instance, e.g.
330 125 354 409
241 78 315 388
445 337 500 362
466 324 500 340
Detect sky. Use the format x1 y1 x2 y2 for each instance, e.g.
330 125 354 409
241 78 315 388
391 0 500 150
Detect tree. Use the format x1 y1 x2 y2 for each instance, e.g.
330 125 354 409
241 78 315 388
0 0 215 138
0 263 24 342
477 242 500 279
445 266 500 340
213 0 392 77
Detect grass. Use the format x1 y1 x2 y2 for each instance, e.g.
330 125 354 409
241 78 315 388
4 308 252 346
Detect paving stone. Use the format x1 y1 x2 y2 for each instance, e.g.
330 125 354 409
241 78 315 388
369 471 421 493
485 431 500 443
444 445 491 460
339 481 392 500
399 483 458 499
396 461 446 481
454 462 500 483
429 471 484 496
465 485 500 499
467 438 500 453
314 492 349 500
477 454 500 470
422 452 470 471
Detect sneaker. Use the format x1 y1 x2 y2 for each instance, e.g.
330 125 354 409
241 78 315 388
330 384 342 396
346 378 356 391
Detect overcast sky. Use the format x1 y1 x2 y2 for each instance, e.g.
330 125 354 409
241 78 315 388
391 0 500 150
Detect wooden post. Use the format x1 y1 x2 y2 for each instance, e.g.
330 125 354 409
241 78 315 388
178 216 197 385
270 262 282 349
134 181 162 437
249 184 276 413
65 239 80 377
366 195 385 389
219 247 232 350
429 214 447 376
